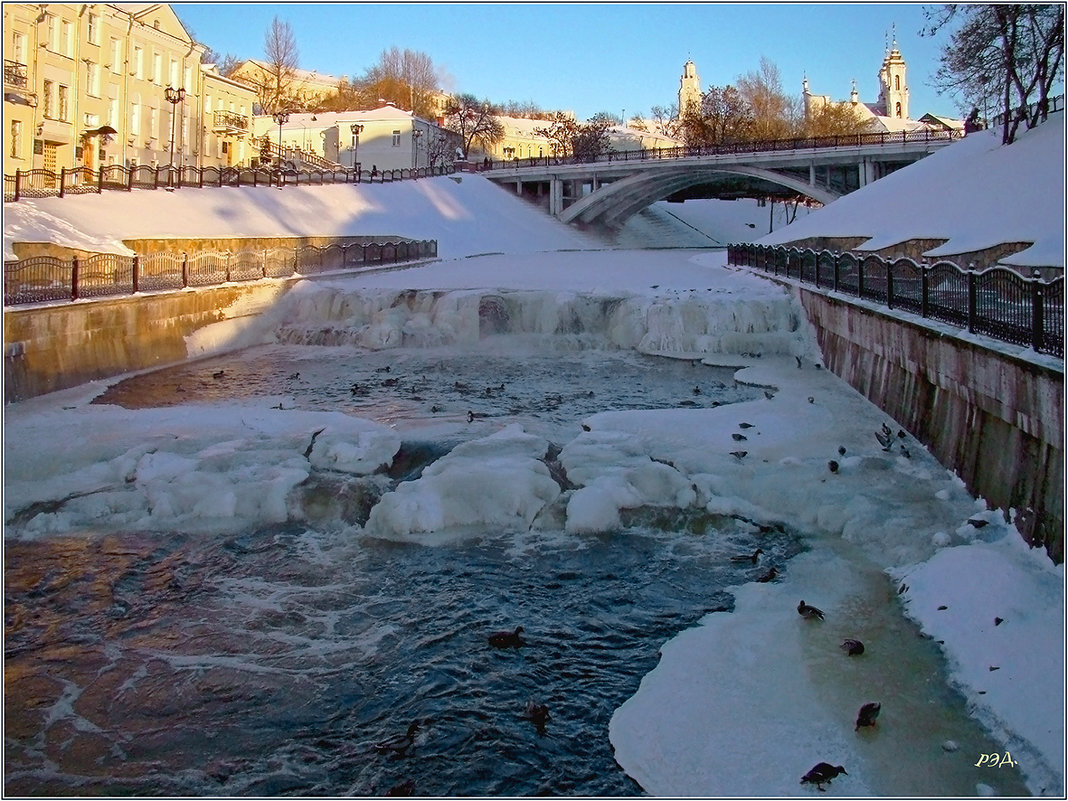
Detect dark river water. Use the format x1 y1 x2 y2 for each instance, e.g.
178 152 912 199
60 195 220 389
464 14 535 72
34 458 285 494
6 344 805 796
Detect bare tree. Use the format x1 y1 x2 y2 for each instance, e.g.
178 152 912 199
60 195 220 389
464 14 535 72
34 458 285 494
649 104 682 138
801 99 866 137
357 47 441 117
736 57 800 141
532 112 580 158
681 84 753 146
258 16 300 115
443 93 504 156
925 4 1065 144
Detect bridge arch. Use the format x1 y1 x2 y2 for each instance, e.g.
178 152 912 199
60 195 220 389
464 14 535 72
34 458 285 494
558 165 840 228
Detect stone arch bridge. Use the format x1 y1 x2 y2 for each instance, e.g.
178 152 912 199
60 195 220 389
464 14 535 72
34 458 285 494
481 131 961 228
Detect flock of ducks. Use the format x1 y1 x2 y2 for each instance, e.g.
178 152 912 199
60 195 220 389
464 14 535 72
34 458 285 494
795 596 882 790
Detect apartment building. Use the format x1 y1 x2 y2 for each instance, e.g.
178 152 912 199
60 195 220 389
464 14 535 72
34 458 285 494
3 3 255 175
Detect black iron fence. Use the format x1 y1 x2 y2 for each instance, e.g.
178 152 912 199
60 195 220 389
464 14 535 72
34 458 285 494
3 162 455 202
477 127 964 171
3 239 437 306
728 243 1064 358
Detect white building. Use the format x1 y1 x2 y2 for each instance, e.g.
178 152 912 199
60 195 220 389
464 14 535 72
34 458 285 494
251 102 459 171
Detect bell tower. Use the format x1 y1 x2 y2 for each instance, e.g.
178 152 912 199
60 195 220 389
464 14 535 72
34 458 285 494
679 59 701 116
877 26 909 119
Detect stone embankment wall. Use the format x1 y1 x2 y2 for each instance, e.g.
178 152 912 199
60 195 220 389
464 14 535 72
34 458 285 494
4 280 296 403
796 286 1064 561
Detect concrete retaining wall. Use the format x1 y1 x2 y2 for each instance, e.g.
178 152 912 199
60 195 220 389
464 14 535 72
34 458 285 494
796 286 1064 561
4 279 297 403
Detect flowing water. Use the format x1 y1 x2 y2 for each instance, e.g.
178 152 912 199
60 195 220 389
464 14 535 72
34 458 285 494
4 338 1031 796
5 344 795 796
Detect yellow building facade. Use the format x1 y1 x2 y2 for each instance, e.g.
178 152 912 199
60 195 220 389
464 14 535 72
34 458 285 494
3 2 256 177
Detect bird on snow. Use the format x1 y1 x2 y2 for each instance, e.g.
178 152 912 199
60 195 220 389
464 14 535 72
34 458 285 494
840 638 865 656
488 626 525 649
373 722 420 755
828 460 839 473
730 450 748 460
837 445 846 455
738 422 755 429
855 702 881 730
731 548 764 564
732 433 748 442
800 762 847 790
875 428 895 451
798 600 825 620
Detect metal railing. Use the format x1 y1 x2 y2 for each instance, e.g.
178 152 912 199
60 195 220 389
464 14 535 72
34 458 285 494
3 161 455 202
728 243 1063 358
4 59 28 89
3 239 438 306
212 110 248 132
476 127 965 171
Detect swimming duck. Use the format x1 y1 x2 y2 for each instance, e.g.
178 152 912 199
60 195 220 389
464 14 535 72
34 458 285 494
524 700 550 731
212 370 225 379
798 600 825 620
840 638 865 656
488 625 525 649
800 762 847 790
373 722 420 755
855 702 881 730
756 566 778 582
731 548 764 564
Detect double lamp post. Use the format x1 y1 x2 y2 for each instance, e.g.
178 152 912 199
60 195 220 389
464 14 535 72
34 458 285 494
165 85 185 189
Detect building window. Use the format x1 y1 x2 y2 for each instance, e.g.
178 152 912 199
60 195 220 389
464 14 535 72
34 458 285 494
87 62 100 97
169 59 179 88
109 96 119 128
62 19 74 57
11 120 23 158
184 66 192 91
153 52 162 84
58 85 69 121
894 75 900 91
111 38 122 73
134 46 144 79
12 31 26 64
130 102 141 139
150 106 159 141
895 102 902 118
87 13 99 45
46 15 58 51
42 80 54 118
392 130 401 147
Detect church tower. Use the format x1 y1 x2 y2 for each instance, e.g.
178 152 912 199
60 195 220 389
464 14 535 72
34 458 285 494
679 59 701 116
877 27 909 119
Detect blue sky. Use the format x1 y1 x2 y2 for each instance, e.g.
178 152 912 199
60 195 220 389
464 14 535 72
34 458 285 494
173 2 961 120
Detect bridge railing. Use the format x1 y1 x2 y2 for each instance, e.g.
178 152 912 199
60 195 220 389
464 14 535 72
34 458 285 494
3 239 438 306
728 243 1063 358
477 128 965 171
2 162 455 202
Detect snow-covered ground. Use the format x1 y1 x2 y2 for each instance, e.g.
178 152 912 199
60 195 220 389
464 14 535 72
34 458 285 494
3 115 1064 796
762 114 1065 269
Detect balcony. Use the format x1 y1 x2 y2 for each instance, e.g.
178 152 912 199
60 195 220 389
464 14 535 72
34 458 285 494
4 59 28 90
212 110 248 135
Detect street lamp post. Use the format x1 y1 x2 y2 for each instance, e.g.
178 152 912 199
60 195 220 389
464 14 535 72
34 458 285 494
412 127 422 169
350 123 363 172
164 86 185 189
272 110 290 188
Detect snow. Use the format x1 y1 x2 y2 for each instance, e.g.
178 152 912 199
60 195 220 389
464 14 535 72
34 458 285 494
3 116 1064 796
762 114 1065 269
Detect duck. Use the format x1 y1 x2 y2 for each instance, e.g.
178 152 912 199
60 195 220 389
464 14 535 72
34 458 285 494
732 433 747 442
524 700 550 731
840 638 865 656
855 701 881 730
488 625 525 649
212 370 225 379
757 566 778 583
730 548 764 564
730 450 748 460
738 422 754 429
798 600 825 620
373 722 420 755
800 762 847 790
